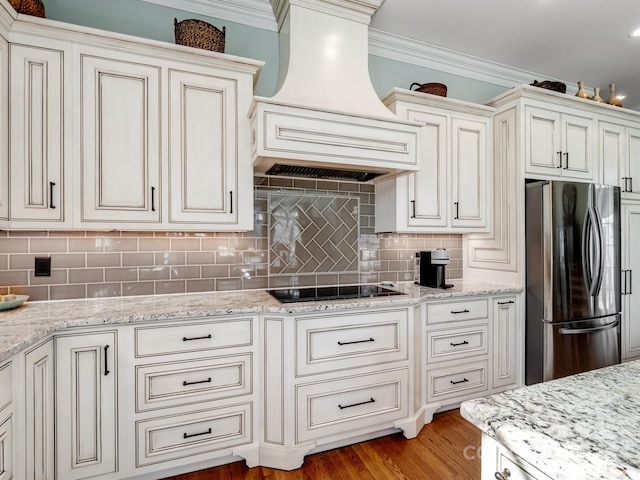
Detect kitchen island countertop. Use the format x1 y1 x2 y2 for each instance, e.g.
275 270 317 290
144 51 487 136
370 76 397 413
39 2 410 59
0 279 520 363
461 360 640 480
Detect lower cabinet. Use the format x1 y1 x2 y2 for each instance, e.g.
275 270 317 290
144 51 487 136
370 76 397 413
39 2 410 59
262 306 422 471
24 340 55 480
425 294 520 412
622 202 640 361
0 359 12 480
1 293 522 478
55 331 119 480
129 316 259 477
482 434 553 480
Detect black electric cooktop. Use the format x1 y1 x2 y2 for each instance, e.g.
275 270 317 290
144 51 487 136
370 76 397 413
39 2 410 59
267 284 405 303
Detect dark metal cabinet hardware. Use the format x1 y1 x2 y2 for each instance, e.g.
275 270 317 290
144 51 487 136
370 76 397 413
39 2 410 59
183 427 212 439
338 397 375 409
183 377 212 387
450 340 469 347
337 337 374 346
450 378 469 385
451 309 470 314
182 334 212 342
104 345 110 376
497 300 515 305
49 182 56 209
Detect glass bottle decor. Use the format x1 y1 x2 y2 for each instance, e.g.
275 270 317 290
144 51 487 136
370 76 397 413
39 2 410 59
591 87 604 103
575 81 590 99
607 83 623 107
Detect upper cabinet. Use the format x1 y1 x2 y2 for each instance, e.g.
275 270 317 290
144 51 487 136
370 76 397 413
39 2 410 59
376 89 493 233
600 120 640 200
80 52 162 225
1 19 262 231
9 42 71 227
524 104 595 181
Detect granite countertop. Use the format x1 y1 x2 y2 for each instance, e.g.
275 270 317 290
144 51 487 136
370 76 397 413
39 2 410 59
0 279 521 363
461 361 640 480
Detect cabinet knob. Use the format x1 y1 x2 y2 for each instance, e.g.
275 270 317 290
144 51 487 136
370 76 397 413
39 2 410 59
494 468 511 480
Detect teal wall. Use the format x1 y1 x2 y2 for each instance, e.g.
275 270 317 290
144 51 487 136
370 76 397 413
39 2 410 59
43 0 280 96
368 55 507 105
43 0 507 103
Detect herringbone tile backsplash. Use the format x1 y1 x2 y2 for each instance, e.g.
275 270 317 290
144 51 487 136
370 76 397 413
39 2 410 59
0 176 462 301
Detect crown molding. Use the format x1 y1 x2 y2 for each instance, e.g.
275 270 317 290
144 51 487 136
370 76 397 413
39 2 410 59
368 28 578 93
140 0 277 31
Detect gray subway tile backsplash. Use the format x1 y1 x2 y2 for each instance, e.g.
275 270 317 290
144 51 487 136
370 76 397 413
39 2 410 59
0 176 463 301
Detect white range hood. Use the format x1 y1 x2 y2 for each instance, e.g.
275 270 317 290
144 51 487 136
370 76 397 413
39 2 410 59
250 0 422 182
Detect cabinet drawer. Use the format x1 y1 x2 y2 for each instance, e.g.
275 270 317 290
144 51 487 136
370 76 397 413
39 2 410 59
427 325 489 363
0 362 11 413
136 403 251 467
136 354 252 412
295 309 408 376
296 368 408 443
426 299 489 325
426 360 488 403
135 317 253 357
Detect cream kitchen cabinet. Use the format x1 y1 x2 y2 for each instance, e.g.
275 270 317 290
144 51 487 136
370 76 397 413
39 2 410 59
23 339 54 480
55 330 119 480
493 296 518 388
424 294 521 412
8 42 71 228
622 202 640 361
0 35 7 221
376 89 492 233
262 306 422 471
0 360 13 480
77 43 258 231
1 17 261 232
129 316 259 476
79 52 162 225
524 104 595 181
481 434 553 480
600 120 640 200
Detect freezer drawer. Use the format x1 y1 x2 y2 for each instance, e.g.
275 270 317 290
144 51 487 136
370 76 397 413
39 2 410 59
530 315 621 384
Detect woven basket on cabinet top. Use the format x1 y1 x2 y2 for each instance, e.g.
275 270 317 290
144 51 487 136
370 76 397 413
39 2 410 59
8 0 45 17
174 18 225 53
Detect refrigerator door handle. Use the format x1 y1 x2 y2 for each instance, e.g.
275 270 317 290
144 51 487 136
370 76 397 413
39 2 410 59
559 319 619 335
581 206 594 293
590 204 604 296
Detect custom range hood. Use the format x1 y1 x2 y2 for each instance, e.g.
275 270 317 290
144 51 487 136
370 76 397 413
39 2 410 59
250 0 422 182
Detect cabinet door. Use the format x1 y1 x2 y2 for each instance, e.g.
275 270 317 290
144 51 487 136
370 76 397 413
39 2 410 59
525 105 561 175
9 44 65 222
493 296 518 388
0 415 12 480
622 203 640 361
56 331 118 480
24 340 54 480
0 37 7 221
624 127 640 200
167 68 239 226
561 113 594 180
80 54 161 224
406 111 447 227
599 121 625 188
451 117 487 228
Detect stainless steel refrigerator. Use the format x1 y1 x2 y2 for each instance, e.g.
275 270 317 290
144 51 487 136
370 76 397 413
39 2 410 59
525 180 621 385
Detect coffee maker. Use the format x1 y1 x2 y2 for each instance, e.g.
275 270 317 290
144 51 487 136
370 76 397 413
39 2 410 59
415 249 453 289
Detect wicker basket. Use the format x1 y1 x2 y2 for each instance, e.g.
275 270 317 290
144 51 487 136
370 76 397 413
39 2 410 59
174 18 225 53
8 0 45 17
410 82 447 97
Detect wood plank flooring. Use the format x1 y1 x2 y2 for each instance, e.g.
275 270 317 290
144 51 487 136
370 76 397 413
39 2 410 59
162 409 481 480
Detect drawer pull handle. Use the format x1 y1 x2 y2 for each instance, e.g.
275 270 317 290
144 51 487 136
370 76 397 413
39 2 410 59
338 397 375 410
450 340 469 347
183 377 212 387
183 427 212 439
450 378 469 385
495 468 511 480
451 309 470 314
182 334 212 342
103 345 110 376
337 337 374 346
497 300 514 305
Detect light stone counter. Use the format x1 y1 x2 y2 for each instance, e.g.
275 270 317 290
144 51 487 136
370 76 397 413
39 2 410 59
461 361 640 480
0 279 521 363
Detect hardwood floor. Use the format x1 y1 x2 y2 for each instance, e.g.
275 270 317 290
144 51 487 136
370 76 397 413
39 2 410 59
162 409 481 480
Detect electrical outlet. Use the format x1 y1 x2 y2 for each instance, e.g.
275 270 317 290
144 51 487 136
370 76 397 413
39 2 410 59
34 257 51 277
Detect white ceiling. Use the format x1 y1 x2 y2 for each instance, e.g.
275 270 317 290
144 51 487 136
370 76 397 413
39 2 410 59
145 0 640 109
